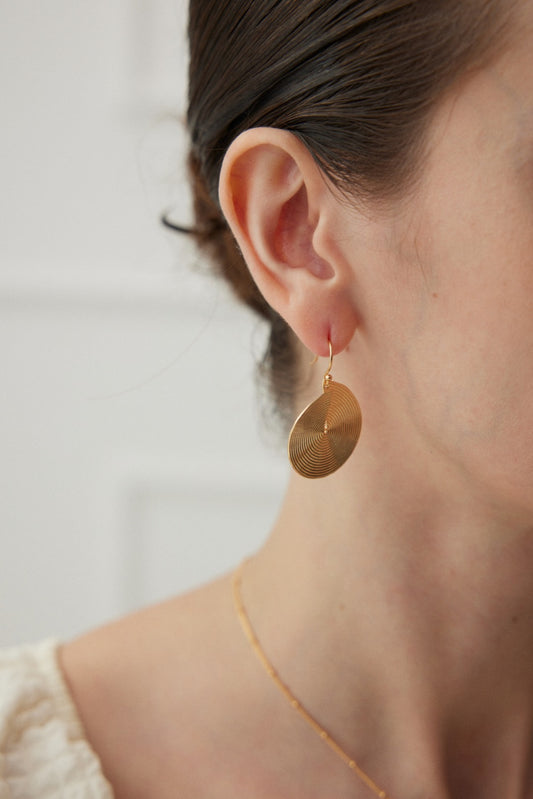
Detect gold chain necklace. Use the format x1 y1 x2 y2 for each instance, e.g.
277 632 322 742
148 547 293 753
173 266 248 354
232 560 390 799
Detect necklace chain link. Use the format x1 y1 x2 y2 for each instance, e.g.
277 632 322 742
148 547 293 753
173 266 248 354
232 560 390 799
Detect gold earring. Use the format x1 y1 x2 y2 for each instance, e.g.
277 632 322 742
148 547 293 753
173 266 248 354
288 341 362 479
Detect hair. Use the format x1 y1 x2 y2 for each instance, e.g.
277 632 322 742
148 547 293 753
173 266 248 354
185 0 511 425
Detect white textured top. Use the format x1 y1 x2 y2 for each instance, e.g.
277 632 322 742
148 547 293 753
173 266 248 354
0 639 113 798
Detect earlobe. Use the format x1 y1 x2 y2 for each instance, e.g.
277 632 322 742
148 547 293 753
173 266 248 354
218 127 358 357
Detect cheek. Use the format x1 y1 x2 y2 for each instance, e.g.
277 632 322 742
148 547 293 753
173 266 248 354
398 232 533 501
380 61 533 504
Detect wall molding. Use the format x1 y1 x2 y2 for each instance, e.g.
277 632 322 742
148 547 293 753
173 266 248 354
102 453 286 609
0 268 239 316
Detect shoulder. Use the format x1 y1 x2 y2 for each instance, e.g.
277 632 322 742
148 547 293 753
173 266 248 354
0 639 114 798
59 575 240 799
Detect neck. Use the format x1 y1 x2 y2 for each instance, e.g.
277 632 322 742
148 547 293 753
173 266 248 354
245 442 533 797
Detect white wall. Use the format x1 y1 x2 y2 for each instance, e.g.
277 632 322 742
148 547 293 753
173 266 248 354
0 0 287 646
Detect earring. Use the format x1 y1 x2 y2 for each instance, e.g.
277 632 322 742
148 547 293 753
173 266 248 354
288 341 362 479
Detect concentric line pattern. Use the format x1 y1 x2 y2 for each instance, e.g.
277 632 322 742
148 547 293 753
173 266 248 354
288 380 362 478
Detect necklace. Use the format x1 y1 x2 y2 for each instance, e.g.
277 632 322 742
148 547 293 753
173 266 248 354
232 560 390 799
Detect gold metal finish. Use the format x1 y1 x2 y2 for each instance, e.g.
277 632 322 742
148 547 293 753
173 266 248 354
326 338 334 375
232 560 390 799
288 344 362 478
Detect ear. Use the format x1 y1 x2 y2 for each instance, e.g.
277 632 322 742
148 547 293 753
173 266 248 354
218 127 358 357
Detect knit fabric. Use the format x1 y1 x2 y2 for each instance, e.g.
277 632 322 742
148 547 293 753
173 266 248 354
0 639 113 798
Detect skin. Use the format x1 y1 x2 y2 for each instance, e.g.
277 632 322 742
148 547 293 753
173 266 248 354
61 3 533 797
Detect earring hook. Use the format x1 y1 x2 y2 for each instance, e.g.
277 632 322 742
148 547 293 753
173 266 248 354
322 340 334 389
325 339 333 376
310 340 334 375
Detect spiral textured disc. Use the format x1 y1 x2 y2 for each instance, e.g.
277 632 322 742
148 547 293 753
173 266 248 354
288 380 362 479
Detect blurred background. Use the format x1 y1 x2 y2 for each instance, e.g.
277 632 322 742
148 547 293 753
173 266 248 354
0 0 287 646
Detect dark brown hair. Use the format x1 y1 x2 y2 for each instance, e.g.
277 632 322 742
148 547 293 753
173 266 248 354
186 0 510 423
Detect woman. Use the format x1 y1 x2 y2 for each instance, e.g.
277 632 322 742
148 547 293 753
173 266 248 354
2 0 532 796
